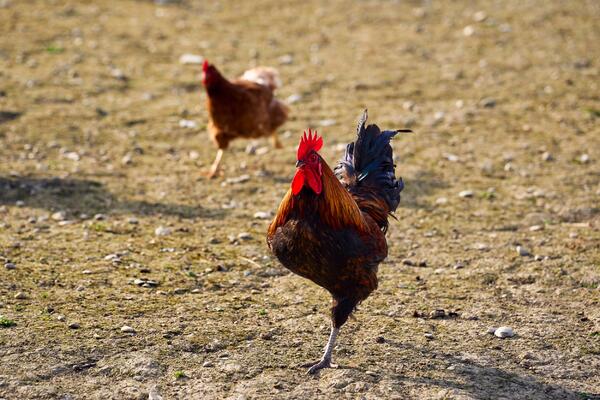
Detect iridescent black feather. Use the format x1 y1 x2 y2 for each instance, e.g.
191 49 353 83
334 110 409 221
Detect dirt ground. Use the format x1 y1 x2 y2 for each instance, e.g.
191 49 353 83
0 0 599 399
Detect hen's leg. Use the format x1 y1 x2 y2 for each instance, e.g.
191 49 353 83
207 149 224 179
271 132 283 149
307 325 339 374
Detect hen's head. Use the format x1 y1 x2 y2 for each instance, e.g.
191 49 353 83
202 60 219 87
292 129 324 195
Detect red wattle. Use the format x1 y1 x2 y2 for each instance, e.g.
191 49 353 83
291 169 305 195
304 168 322 194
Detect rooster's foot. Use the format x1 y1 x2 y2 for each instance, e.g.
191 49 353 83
306 358 337 375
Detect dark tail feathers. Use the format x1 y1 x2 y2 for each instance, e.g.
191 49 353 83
334 110 409 216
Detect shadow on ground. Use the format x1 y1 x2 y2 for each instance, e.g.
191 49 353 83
400 170 449 209
0 176 223 219
379 341 597 400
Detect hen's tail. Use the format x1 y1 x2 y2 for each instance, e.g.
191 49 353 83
334 110 410 230
240 67 282 90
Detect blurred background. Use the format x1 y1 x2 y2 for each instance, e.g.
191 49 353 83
0 1 598 399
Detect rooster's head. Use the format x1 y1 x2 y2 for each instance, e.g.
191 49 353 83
292 129 324 195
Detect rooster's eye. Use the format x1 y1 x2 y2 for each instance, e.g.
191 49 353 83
310 153 318 163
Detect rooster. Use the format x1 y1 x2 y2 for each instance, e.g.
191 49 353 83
267 110 410 374
202 61 289 178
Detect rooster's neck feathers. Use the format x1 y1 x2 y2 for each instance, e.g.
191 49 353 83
268 162 366 236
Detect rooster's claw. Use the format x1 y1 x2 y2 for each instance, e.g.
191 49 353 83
306 358 336 375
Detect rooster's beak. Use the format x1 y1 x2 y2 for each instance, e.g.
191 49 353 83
295 160 305 168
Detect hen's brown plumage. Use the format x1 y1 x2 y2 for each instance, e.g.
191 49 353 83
202 61 288 177
267 111 408 374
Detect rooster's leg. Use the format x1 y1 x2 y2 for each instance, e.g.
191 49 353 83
271 133 283 149
207 149 224 179
307 326 339 374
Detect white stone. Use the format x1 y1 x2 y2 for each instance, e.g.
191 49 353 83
179 53 204 65
494 326 514 338
155 226 172 236
121 325 136 333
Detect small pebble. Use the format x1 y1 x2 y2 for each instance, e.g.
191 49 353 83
93 213 106 221
286 94 302 104
253 211 271 220
473 11 487 22
224 175 250 185
179 53 204 65
453 262 465 270
278 54 293 65
14 292 27 300
569 232 578 239
494 326 514 338
133 278 158 287
245 144 257 155
444 153 459 162
202 361 214 368
463 25 475 36
529 225 543 232
433 111 445 124
57 315 66 321
375 336 385 344
435 197 448 205
430 309 446 319
52 211 67 221
68 323 80 329
155 226 172 237
541 152 553 162
424 333 435 340
578 154 590 164
121 153 133 165
178 119 197 129
238 232 252 240
4 262 16 270
480 98 496 108
487 327 497 335
121 325 135 334
319 119 337 127
516 246 531 257
473 243 490 251
127 217 138 225
534 255 544 261
458 190 474 198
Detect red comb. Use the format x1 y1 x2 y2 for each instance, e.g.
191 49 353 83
202 60 209 71
297 129 323 160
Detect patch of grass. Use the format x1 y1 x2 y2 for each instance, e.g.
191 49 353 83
586 108 600 118
480 190 496 200
89 222 107 232
46 44 64 54
258 309 267 316
174 370 186 379
0 316 16 328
